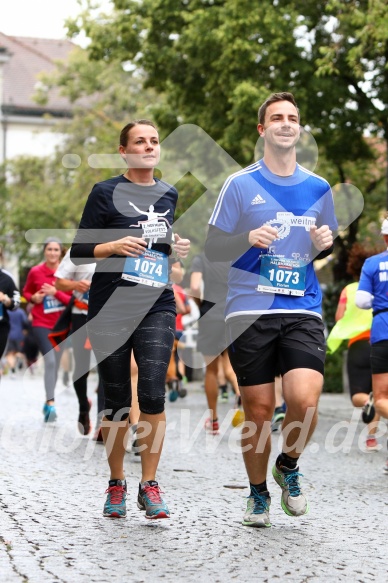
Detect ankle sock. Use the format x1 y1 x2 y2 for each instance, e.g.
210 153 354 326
250 480 269 496
277 452 299 470
109 478 126 490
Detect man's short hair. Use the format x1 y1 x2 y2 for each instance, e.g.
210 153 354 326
258 92 299 126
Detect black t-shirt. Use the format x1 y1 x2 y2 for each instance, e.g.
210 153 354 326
71 175 178 324
190 254 230 321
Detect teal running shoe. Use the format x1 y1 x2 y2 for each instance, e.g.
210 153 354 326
137 481 170 519
167 381 179 402
43 403 57 423
272 464 309 517
242 487 271 527
103 479 127 518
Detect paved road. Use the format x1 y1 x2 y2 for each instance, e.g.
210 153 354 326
0 368 387 582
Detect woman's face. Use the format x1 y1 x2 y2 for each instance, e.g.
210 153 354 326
119 124 160 169
44 243 62 265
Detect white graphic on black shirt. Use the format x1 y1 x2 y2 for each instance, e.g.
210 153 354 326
129 202 171 248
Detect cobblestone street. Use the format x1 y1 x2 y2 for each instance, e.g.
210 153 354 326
0 368 387 582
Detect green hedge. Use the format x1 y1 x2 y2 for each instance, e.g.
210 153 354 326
323 349 345 393
322 281 348 393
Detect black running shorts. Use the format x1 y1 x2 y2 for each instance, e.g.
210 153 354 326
347 339 372 396
370 340 388 374
226 314 326 386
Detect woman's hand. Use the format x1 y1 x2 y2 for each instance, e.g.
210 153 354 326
95 237 148 259
31 290 45 304
172 234 190 259
41 283 57 296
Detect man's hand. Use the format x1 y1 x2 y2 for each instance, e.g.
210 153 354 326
310 225 333 251
74 279 91 293
249 225 278 248
0 292 11 307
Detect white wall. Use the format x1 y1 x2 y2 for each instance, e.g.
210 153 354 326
0 117 66 163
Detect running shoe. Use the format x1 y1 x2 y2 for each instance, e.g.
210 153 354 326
383 459 388 475
103 479 127 518
272 464 309 517
242 488 271 528
271 409 285 432
178 381 187 398
218 385 229 403
167 381 179 402
43 403 57 423
137 481 170 519
204 418 219 435
365 435 379 452
362 392 375 424
78 399 92 436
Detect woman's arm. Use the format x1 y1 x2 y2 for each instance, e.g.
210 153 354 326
335 288 347 321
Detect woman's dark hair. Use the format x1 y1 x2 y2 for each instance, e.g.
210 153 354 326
119 119 158 147
258 92 299 126
43 237 62 252
346 242 376 279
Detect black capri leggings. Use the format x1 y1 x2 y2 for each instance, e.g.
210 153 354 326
0 322 10 360
87 310 175 421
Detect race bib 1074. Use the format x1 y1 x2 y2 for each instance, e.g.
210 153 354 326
121 249 168 288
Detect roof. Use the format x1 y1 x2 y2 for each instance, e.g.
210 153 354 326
0 32 76 117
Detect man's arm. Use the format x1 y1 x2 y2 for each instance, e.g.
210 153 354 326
55 277 91 294
189 271 203 308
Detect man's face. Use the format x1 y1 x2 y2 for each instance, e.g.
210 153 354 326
257 100 300 150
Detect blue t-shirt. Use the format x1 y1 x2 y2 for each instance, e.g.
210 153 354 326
358 250 388 343
209 159 338 320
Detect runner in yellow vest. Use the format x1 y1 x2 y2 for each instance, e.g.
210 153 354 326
327 243 379 451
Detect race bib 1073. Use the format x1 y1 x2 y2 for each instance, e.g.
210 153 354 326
257 255 307 296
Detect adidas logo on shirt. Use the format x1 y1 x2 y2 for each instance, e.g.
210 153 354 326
251 193 266 205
